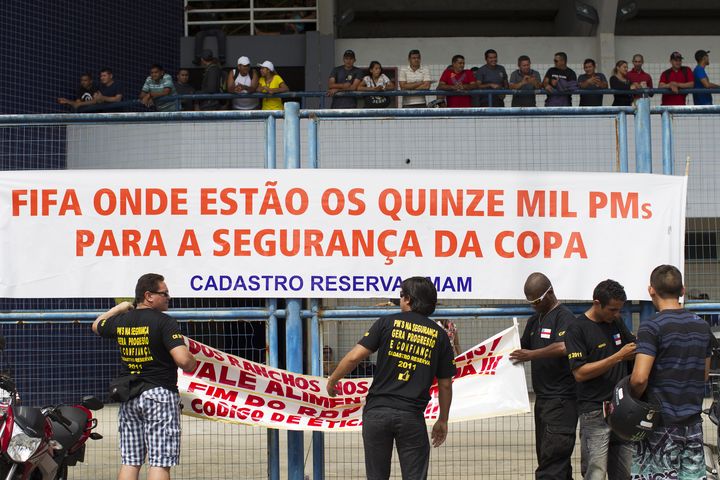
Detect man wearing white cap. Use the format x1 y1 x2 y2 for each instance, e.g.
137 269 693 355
228 56 259 110
257 60 289 110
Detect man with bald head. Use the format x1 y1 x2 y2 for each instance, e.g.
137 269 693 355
510 273 577 480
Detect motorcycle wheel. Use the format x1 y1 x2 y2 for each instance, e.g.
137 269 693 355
53 463 68 480
704 443 720 479
0 461 12 479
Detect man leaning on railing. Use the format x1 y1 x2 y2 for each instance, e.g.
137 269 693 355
139 64 178 112
509 56 542 107
659 51 694 106
693 49 719 106
398 49 432 108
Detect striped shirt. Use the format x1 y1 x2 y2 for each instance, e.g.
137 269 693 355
636 309 712 425
141 73 178 111
398 65 431 106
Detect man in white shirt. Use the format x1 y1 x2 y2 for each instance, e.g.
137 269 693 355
399 49 432 108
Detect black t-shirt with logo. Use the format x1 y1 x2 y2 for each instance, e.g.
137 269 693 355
97 308 186 392
76 85 97 102
358 311 456 413
564 313 629 413
544 67 578 84
520 304 576 398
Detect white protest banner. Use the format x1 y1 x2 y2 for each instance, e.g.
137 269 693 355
178 324 529 431
0 169 685 299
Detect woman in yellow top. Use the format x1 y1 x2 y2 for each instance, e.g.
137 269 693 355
257 60 289 110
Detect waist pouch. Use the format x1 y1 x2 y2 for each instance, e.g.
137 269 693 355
109 375 149 402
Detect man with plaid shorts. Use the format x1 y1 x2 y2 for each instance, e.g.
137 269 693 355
93 273 196 480
630 265 712 479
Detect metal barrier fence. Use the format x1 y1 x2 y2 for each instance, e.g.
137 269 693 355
55 87 720 112
0 316 268 480
184 0 318 37
1 101 720 479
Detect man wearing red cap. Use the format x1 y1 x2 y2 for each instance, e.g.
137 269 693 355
658 52 694 105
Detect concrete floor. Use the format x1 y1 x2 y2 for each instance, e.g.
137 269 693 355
67 399 720 479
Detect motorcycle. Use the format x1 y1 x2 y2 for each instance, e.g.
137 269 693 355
0 358 103 479
705 372 720 480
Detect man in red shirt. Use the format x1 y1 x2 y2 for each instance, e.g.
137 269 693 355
437 55 475 108
659 52 694 105
627 54 653 100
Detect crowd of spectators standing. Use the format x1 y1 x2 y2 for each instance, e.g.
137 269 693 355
57 48 719 112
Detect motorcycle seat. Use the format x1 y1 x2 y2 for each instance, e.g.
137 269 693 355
50 406 88 452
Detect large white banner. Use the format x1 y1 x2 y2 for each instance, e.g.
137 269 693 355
178 324 529 431
0 169 686 299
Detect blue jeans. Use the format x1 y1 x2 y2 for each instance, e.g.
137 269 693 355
362 407 430 480
580 409 633 480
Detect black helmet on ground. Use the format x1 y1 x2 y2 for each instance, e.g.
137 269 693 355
604 375 661 442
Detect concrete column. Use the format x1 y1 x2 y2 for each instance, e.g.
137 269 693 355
594 0 619 74
305 32 334 108
597 32 616 76
317 0 334 35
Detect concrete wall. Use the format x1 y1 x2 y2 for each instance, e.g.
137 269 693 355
65 114 719 218
335 36 596 70
335 35 720 87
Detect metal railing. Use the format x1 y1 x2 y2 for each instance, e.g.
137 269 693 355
184 0 317 36
54 87 720 112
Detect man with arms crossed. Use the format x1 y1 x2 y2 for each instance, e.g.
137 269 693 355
630 265 712 479
398 49 432 108
327 277 455 480
93 274 196 480
564 279 636 479
510 273 577 479
327 49 363 109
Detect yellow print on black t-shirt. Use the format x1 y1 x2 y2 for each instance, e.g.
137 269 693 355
388 319 438 380
116 326 154 371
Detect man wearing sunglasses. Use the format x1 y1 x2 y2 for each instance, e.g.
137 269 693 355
543 52 577 107
509 273 578 480
93 273 196 480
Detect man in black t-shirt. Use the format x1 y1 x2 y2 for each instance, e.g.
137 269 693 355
543 51 577 106
93 273 196 480
564 279 636 480
91 67 124 112
57 72 97 111
510 273 577 480
327 277 455 480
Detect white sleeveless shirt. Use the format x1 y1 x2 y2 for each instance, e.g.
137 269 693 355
231 71 259 110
